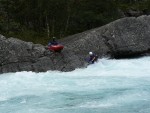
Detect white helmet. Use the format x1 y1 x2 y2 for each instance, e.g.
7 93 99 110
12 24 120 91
89 52 93 55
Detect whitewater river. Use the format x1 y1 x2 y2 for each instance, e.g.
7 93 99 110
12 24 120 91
0 57 150 113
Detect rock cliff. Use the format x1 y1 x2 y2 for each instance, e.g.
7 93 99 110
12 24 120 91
1 15 150 73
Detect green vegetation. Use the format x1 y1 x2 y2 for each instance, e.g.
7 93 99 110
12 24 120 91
0 0 150 44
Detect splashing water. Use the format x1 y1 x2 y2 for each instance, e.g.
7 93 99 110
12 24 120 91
0 57 150 113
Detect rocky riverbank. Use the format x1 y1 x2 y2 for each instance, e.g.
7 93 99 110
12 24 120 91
1 15 150 73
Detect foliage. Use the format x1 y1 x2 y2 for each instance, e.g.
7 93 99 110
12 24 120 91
0 0 149 44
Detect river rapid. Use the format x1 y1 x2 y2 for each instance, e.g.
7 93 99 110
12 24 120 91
0 57 150 113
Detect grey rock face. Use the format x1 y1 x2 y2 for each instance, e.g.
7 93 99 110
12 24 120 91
0 35 83 73
61 15 150 58
1 15 150 73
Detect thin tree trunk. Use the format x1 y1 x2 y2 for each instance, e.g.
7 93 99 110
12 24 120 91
64 14 70 35
46 16 50 38
6 0 9 34
52 17 55 37
64 0 75 35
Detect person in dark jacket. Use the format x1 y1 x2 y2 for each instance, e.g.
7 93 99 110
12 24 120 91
88 52 98 64
48 37 58 46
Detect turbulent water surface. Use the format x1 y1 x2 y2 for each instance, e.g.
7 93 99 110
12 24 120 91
0 57 150 113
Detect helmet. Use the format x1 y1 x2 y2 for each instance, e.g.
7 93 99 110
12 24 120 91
89 52 93 55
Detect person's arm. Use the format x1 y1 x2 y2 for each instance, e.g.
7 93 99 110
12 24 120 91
48 42 51 46
91 57 96 62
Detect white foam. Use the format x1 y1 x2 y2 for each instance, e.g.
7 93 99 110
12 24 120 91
0 56 150 111
79 101 114 108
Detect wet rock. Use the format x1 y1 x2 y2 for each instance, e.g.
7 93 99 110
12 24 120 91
1 15 150 73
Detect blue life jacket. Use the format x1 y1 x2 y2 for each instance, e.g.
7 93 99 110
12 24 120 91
48 42 52 46
48 41 58 46
51 41 58 45
88 54 98 63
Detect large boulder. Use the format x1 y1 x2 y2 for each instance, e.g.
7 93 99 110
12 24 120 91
0 35 84 73
61 15 150 58
1 15 150 73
